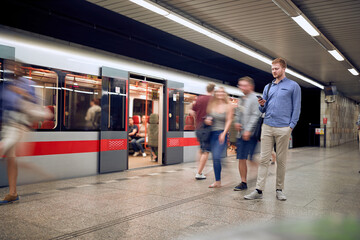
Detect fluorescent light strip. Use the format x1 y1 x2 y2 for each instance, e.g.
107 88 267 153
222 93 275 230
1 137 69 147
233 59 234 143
286 69 324 89
328 50 344 61
129 0 169 16
348 68 359 76
291 15 319 37
128 0 323 89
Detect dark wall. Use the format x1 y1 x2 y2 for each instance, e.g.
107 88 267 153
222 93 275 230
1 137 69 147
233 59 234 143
292 88 321 147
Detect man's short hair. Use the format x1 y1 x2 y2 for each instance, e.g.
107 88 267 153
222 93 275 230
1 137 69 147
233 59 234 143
272 58 287 69
92 99 100 105
238 76 255 87
206 83 215 93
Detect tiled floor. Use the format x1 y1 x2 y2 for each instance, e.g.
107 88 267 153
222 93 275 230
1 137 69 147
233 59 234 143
1 142 359 240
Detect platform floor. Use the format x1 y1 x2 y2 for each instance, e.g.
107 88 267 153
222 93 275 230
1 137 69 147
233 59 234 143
1 142 359 240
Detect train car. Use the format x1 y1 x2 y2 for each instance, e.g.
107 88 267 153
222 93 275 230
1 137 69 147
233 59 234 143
0 26 242 186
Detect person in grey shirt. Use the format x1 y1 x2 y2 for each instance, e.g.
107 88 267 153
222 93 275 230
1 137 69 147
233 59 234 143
233 77 261 191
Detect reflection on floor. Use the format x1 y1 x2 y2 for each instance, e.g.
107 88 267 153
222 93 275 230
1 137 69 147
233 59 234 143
128 150 160 169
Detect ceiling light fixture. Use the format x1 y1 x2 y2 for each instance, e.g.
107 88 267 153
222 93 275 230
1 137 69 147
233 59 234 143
291 15 319 37
328 50 344 61
129 0 169 16
348 68 359 76
129 0 323 89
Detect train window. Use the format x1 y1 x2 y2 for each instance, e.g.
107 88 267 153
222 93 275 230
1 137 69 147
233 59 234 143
184 92 198 131
63 74 102 130
105 77 127 131
133 99 153 117
22 66 58 130
168 89 181 131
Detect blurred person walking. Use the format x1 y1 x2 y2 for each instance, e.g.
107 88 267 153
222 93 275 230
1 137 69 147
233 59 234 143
205 87 233 188
245 58 301 201
0 61 51 205
190 83 215 180
233 77 261 191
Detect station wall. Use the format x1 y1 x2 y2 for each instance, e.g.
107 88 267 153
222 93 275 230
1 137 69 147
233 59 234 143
320 92 360 147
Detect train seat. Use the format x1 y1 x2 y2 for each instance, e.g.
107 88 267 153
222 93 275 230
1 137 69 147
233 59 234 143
184 115 195 131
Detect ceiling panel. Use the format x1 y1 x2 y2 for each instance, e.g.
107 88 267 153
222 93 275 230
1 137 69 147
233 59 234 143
87 0 360 101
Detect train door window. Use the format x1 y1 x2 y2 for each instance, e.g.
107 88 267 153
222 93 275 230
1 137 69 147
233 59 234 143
63 73 102 130
168 89 181 131
106 77 127 131
184 92 198 131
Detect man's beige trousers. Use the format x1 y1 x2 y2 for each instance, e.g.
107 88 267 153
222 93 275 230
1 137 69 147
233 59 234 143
256 124 292 191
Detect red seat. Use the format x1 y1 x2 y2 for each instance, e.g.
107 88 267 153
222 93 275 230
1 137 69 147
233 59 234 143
184 115 195 131
40 105 55 129
41 120 55 129
133 115 141 129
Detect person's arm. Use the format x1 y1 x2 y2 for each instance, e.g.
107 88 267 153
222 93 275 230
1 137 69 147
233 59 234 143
219 104 234 144
245 97 261 133
129 126 137 136
234 100 242 131
259 85 268 113
290 84 302 129
85 108 92 121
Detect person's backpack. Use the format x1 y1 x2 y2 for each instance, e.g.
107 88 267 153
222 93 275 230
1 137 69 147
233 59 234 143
93 110 101 129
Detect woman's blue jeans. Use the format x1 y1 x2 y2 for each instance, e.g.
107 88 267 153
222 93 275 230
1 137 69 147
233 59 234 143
131 138 145 153
210 130 228 181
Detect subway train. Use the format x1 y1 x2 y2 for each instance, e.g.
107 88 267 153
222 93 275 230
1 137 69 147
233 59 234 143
0 27 243 186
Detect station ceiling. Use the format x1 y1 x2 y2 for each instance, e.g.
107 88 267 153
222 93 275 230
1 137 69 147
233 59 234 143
88 0 360 102
2 0 360 102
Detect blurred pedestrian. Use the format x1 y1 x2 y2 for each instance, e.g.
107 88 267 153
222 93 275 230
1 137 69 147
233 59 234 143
205 87 233 188
190 83 215 180
0 61 51 205
233 77 261 191
245 58 301 201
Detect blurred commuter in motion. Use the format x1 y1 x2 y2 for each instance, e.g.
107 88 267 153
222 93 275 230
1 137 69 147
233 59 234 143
245 58 301 201
85 99 101 129
0 60 52 205
131 115 148 157
190 83 215 180
205 87 233 188
233 76 261 191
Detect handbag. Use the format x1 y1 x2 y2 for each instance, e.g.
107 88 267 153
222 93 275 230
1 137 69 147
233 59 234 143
253 82 272 141
196 122 212 143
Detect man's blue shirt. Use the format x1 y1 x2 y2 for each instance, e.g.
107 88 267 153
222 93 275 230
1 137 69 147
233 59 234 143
259 77 301 129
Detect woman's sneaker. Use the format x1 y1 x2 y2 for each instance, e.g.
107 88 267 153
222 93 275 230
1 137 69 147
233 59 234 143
0 194 19 205
133 152 140 157
195 173 206 180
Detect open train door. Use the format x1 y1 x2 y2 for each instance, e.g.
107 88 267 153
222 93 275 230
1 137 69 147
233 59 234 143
99 67 129 173
165 80 184 165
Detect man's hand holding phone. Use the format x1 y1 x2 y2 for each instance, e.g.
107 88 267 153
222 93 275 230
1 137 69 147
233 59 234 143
257 95 266 106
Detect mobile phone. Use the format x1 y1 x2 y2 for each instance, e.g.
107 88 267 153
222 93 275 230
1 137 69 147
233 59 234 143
256 95 263 100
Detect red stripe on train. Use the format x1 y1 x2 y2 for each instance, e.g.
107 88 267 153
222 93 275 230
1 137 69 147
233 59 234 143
2 138 197 157
167 138 199 147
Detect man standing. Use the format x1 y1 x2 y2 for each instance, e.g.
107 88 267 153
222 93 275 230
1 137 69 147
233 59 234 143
245 58 301 201
234 77 261 191
190 83 215 180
